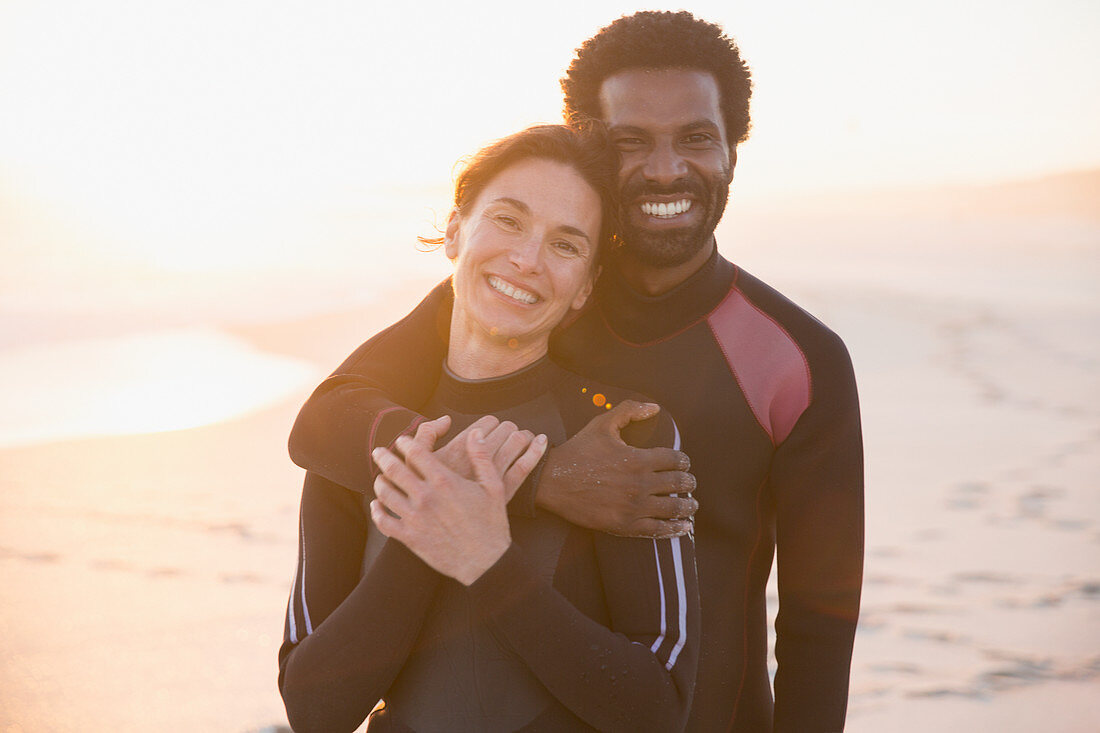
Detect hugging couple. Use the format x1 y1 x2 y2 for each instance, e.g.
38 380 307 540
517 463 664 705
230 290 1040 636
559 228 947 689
279 10 863 733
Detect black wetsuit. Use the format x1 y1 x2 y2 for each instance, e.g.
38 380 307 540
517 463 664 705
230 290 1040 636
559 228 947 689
279 357 700 732
286 248 864 732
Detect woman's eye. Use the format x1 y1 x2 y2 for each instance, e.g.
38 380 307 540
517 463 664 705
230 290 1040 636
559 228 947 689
613 137 644 151
552 240 580 256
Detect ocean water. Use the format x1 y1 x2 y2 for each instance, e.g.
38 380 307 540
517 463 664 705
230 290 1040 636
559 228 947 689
0 327 322 448
0 178 462 446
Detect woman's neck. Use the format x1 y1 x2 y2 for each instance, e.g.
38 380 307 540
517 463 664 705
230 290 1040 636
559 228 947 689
447 314 548 380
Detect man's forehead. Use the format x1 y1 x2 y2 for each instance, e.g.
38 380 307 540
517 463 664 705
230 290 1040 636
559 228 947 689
597 68 723 131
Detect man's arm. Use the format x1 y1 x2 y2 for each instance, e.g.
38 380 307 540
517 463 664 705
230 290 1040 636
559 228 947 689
770 334 864 733
536 400 698 537
287 280 452 493
289 280 697 536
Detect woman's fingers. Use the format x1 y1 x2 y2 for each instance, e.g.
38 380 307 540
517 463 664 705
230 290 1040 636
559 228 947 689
501 433 548 498
369 499 401 539
395 435 453 487
373 474 412 518
466 430 504 495
492 429 535 474
413 414 452 448
371 446 424 493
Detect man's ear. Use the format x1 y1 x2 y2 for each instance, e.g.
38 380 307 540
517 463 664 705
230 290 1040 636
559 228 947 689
443 208 461 260
728 145 738 178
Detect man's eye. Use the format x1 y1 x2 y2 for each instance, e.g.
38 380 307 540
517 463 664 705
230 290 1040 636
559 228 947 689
683 133 713 146
494 214 520 229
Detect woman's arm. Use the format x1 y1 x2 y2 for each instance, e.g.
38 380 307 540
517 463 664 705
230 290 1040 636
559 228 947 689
278 473 442 733
467 532 700 732
372 416 701 732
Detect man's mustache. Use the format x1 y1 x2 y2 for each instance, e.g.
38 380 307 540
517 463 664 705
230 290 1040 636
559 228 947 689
620 178 708 201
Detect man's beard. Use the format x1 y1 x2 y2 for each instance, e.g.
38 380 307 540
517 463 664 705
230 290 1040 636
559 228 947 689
617 169 731 268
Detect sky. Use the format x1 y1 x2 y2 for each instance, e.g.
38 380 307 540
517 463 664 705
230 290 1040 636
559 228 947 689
0 0 1096 443
0 0 1097 277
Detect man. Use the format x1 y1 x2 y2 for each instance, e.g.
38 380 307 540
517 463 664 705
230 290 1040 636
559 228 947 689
288 10 863 732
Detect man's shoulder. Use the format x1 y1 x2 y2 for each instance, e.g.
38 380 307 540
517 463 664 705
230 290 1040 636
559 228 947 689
727 265 851 362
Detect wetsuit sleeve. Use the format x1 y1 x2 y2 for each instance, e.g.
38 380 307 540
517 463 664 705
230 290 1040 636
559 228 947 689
770 334 864 732
286 278 544 518
466 414 700 732
287 281 451 494
278 472 442 733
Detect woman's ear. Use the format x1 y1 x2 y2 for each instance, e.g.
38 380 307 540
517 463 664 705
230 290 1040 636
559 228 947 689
443 208 461 260
571 265 600 311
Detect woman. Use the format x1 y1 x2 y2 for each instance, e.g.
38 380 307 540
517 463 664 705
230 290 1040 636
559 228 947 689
278 124 699 732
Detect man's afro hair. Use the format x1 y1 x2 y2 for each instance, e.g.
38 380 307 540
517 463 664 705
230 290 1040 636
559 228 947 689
561 10 752 145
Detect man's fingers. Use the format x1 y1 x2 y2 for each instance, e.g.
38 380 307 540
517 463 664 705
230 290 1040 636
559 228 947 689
636 446 691 473
601 399 661 432
502 433 548 492
492 429 534 474
413 415 452 448
640 467 697 497
372 446 424 493
644 494 699 522
613 517 694 539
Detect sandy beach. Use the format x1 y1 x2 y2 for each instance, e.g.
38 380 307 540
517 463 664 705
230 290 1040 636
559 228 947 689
1 177 1097 731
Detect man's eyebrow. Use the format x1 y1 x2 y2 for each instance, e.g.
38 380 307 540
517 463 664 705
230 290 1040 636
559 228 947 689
609 120 721 135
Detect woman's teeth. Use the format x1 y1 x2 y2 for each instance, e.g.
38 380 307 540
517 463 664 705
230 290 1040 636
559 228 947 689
641 199 692 218
488 275 539 304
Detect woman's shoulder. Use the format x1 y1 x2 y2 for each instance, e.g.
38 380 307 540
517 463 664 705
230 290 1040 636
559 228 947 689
546 362 677 450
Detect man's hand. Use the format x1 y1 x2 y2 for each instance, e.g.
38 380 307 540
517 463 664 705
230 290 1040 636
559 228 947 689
370 429 547 585
537 400 697 538
409 415 540 500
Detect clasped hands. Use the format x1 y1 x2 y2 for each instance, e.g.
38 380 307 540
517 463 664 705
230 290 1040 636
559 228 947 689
370 401 699 586
370 415 545 586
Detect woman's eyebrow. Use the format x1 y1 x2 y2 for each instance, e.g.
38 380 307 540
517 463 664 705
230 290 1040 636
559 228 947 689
487 197 530 213
490 197 591 243
556 225 592 243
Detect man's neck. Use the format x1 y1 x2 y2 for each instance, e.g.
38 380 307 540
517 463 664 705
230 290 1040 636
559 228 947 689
613 237 717 297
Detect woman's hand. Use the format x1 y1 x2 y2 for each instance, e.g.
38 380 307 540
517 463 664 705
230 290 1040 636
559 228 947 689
411 415 546 501
370 429 547 585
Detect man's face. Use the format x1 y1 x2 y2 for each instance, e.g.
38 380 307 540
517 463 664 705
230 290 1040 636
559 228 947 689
599 68 734 268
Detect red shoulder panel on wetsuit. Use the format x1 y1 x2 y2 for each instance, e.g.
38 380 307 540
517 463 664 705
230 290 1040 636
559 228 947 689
706 288 811 445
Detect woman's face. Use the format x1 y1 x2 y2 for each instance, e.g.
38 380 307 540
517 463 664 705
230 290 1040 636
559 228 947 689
445 157 601 351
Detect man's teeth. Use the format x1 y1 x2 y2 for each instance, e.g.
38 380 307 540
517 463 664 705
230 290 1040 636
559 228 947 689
641 199 692 218
488 275 539 304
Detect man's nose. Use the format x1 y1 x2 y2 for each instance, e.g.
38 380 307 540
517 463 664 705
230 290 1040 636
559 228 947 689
642 140 688 185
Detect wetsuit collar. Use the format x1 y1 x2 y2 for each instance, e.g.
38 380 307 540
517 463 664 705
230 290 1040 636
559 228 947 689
595 245 737 344
436 355 558 414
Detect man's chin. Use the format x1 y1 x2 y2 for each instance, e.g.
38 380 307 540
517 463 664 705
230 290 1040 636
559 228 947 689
620 225 711 268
